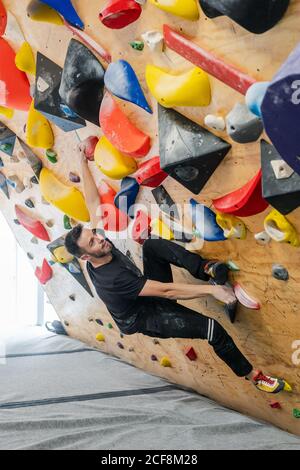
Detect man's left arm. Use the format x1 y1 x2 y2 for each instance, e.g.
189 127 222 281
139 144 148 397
78 148 101 229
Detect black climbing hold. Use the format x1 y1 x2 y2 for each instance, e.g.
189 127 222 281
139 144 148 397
199 0 290 34
158 105 231 195
25 198 35 209
261 139 300 215
69 294 76 301
69 172 80 183
18 138 43 180
0 121 17 156
95 319 104 326
225 300 238 324
151 355 158 361
0 157 3 167
272 264 289 281
31 175 39 185
153 339 160 345
14 219 21 225
120 333 124 339
117 342 124 349
59 39 105 126
152 185 180 220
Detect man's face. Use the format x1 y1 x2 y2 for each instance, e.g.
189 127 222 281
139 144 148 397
77 228 112 259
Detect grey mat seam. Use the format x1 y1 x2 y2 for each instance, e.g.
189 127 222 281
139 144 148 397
1 348 95 359
0 385 177 410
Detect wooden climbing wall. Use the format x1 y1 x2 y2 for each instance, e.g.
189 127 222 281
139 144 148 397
1 0 300 436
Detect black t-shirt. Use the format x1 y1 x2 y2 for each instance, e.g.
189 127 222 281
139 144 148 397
87 245 147 334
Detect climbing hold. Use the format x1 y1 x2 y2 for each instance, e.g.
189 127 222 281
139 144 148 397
80 136 98 162
64 22 112 64
261 140 300 215
151 355 158 361
7 174 25 193
39 0 84 29
135 156 168 188
226 103 263 144
254 231 271 246
141 31 164 53
46 149 57 164
199 0 290 34
130 41 144 51
26 101 54 149
27 0 64 25
0 171 9 199
190 199 226 242
185 346 197 361
158 106 231 194
99 92 151 158
15 42 36 75
270 401 282 410
25 199 35 209
261 42 300 176
293 408 300 419
15 205 50 241
99 0 142 29
131 210 151 244
107 323 113 329
48 235 94 296
0 157 3 167
283 382 292 393
64 215 72 230
27 253 34 260
95 319 104 326
98 181 129 232
163 25 255 95
272 264 289 282
153 339 160 345
34 52 86 132
53 246 74 264
151 218 174 240
95 137 137 180
264 209 300 247
59 39 105 126
35 259 53 285
233 283 261 310
18 139 43 180
105 60 152 114
0 0 7 36
149 0 199 20
0 121 16 156
114 177 140 218
69 172 80 183
69 294 76 301
39 168 90 222
152 185 180 221
117 342 124 350
226 261 240 272
46 219 55 228
160 357 172 367
31 237 38 244
146 64 211 108
0 106 14 119
213 169 269 217
0 38 31 111
204 114 226 131
216 213 247 240
245 82 269 118
96 333 105 342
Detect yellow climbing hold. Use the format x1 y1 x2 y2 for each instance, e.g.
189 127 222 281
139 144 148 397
149 0 199 21
151 218 174 240
283 381 292 393
40 168 90 222
96 333 105 342
53 246 74 264
26 101 54 149
15 42 36 75
94 136 137 180
160 357 172 367
264 209 300 247
27 0 64 25
145 64 211 108
216 213 247 240
0 106 14 119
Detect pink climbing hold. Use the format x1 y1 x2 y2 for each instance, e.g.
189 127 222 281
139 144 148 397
79 136 98 161
35 259 53 285
233 283 261 310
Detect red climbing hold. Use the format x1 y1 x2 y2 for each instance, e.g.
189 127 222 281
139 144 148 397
0 38 31 111
35 259 53 285
80 136 99 161
99 92 151 158
135 157 168 188
99 0 142 29
213 169 269 217
131 210 151 244
270 401 282 410
185 346 197 361
15 205 50 241
163 24 256 96
0 0 7 37
98 181 129 232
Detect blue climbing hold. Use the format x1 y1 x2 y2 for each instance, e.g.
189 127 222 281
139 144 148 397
114 177 140 218
40 0 84 29
245 82 270 117
190 198 226 242
104 60 152 114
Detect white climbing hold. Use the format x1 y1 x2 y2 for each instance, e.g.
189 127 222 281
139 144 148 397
141 30 164 53
37 76 50 93
254 231 271 245
204 114 226 131
271 160 294 180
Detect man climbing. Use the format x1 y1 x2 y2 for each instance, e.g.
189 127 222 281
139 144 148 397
65 150 290 395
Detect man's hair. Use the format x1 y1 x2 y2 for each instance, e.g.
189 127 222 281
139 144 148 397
65 224 85 257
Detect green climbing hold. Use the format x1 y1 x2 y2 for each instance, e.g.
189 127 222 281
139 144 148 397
130 41 144 51
107 323 113 329
227 260 240 272
46 148 57 163
293 408 300 419
0 143 13 153
64 214 72 230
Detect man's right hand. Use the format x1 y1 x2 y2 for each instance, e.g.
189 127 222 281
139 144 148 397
210 285 237 305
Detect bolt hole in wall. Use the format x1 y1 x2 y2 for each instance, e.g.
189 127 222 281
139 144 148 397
0 211 57 335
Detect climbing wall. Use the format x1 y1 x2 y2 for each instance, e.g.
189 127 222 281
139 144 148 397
0 0 300 435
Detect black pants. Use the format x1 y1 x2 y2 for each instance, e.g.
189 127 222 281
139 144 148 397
136 239 253 378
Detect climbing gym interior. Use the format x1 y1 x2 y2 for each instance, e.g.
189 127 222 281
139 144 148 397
0 0 300 451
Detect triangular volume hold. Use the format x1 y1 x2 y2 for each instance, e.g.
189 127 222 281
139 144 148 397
59 39 105 126
18 138 43 180
0 120 16 156
158 105 231 194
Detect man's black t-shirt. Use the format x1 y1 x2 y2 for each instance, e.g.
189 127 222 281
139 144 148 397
87 245 147 334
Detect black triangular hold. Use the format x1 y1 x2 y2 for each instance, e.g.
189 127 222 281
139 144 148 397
59 39 105 126
34 52 86 132
0 171 9 199
0 121 17 156
261 139 300 215
152 185 180 220
158 105 231 195
18 138 43 180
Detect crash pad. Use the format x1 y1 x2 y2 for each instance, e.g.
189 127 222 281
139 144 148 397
99 92 151 158
15 204 50 241
158 106 231 194
99 0 142 29
0 38 31 111
0 171 9 198
59 39 105 126
135 156 168 188
149 0 199 20
39 168 90 222
190 199 226 242
27 0 64 25
0 120 16 156
34 52 86 132
213 169 269 217
26 101 54 149
199 0 290 34
15 41 36 75
0 0 7 36
104 60 152 114
40 0 84 29
95 137 137 179
35 259 53 285
163 25 255 95
264 209 300 247
18 138 43 180
216 213 247 239
131 209 151 244
98 181 129 232
146 64 211 108
114 177 140 218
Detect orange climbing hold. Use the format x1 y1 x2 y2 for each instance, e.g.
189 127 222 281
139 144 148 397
0 0 7 36
98 181 129 232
